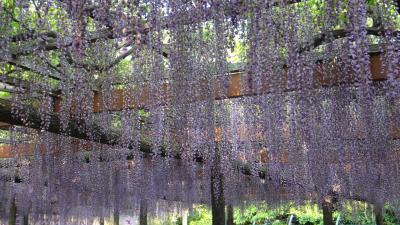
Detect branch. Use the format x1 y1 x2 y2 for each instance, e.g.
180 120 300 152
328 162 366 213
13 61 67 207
63 50 101 72
9 31 57 43
0 73 27 88
299 27 388 53
0 69 18 77
156 0 302 29
103 47 137 71
2 7 32 32
0 54 62 80
8 0 299 55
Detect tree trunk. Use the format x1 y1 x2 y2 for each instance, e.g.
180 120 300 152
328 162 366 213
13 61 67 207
211 145 225 225
139 199 148 225
8 198 16 225
374 203 384 225
226 205 234 225
322 200 334 225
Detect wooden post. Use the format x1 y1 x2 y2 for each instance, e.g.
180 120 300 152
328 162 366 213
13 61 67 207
322 200 334 225
22 214 29 225
113 168 120 225
374 203 384 225
211 145 225 225
113 209 120 225
226 205 234 225
8 198 16 225
22 203 30 225
139 199 148 225
99 217 105 225
211 171 225 225
182 209 188 225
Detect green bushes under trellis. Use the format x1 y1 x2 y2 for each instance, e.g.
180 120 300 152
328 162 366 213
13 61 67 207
183 201 399 225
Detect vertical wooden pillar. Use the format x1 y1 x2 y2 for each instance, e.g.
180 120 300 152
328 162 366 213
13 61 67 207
23 214 29 225
322 200 334 225
226 205 234 225
8 198 16 225
211 145 225 225
139 199 148 225
113 169 120 225
22 203 29 225
113 209 120 225
99 217 105 225
374 203 384 225
182 209 188 225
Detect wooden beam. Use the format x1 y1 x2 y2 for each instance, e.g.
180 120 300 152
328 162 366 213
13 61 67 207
82 53 396 113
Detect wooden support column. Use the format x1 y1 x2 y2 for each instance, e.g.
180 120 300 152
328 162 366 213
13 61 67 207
139 199 148 225
211 145 225 225
22 203 29 225
22 213 29 225
322 200 334 225
182 209 188 225
226 205 234 225
113 209 119 225
113 169 120 225
8 198 16 225
374 203 384 225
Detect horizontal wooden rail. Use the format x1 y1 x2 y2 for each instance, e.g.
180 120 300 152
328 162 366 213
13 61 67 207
51 53 396 114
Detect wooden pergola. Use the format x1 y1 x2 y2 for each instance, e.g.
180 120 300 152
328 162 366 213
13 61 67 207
1 51 399 225
1 0 400 224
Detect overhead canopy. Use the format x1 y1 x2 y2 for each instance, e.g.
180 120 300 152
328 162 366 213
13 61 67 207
0 0 400 223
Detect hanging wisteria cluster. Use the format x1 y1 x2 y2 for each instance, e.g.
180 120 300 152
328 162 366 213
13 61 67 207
0 0 400 223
